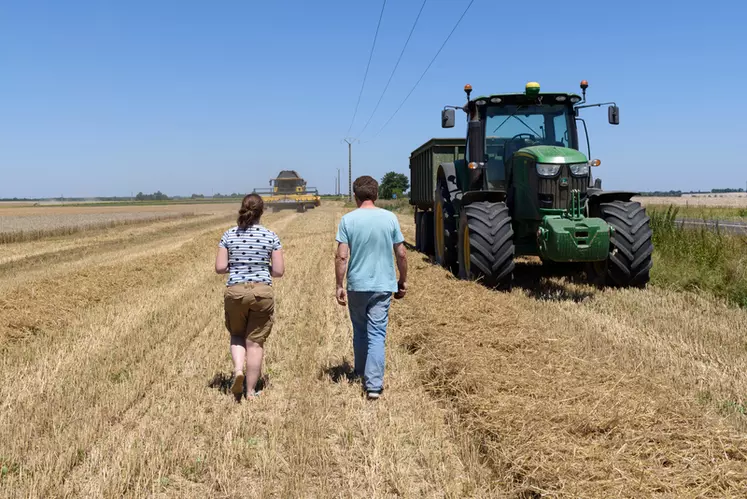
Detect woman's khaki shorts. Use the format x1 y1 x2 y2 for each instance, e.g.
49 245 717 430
224 282 274 345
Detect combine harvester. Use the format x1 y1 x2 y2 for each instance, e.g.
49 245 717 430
410 80 653 290
253 170 321 213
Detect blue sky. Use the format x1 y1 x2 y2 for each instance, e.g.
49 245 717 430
1 0 745 198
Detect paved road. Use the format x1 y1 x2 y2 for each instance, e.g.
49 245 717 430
678 218 747 235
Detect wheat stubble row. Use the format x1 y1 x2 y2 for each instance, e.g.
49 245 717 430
0 205 480 498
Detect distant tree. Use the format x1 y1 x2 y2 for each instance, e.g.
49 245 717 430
134 191 170 201
379 172 409 200
712 188 745 193
191 193 205 199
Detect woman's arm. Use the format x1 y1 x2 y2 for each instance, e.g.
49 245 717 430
270 249 285 277
215 247 229 274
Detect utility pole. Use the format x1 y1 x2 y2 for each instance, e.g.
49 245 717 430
337 168 341 196
342 138 357 202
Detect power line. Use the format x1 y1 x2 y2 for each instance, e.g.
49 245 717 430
370 0 474 140
345 0 388 137
354 0 428 139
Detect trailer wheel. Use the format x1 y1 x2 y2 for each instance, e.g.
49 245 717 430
415 211 423 251
420 211 434 256
458 201 515 290
588 200 653 288
434 180 457 271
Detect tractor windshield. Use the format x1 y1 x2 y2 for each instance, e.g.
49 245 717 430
483 103 573 187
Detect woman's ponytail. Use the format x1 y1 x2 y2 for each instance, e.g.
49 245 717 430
237 194 264 230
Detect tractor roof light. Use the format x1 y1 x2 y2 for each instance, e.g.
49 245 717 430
464 84 473 100
580 80 589 90
490 97 502 103
475 99 487 106
526 81 540 97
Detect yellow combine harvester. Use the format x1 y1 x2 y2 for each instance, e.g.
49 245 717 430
253 170 321 213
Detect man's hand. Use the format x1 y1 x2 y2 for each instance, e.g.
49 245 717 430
394 280 407 300
336 286 347 306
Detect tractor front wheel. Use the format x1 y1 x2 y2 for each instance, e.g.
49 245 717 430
458 201 515 290
588 200 653 288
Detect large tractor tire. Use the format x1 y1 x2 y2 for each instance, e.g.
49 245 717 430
589 200 653 288
457 201 515 290
433 180 458 271
296 204 307 213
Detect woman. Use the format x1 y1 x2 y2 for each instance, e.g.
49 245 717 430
215 194 284 398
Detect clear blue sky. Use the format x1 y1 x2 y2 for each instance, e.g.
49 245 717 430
1 0 745 198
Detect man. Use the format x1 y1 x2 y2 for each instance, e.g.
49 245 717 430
335 176 407 400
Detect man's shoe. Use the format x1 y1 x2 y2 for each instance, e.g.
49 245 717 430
366 390 382 400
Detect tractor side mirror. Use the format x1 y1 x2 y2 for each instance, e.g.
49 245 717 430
442 108 455 128
608 105 620 125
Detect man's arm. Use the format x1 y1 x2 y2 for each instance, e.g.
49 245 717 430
394 242 407 299
335 242 349 305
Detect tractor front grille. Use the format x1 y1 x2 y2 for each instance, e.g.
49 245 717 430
537 165 588 210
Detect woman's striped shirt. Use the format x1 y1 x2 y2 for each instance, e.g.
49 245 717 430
219 225 282 286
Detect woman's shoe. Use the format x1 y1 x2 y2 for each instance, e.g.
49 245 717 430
231 372 245 396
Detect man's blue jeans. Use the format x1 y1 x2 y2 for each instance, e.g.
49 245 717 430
347 291 392 392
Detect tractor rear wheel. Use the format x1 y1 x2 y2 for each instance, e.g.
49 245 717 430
589 200 653 288
458 201 515 290
296 204 307 213
433 180 457 270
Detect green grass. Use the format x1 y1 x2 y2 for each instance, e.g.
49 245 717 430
376 198 413 214
650 206 747 307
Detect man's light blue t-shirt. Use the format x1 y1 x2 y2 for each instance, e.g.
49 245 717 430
336 208 405 293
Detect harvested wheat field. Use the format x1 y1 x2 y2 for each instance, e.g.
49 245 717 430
1 203 746 498
0 203 238 244
635 193 747 207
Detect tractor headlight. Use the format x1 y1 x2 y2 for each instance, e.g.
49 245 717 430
570 163 590 176
536 163 561 177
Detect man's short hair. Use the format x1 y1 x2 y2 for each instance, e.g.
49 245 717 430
353 176 378 202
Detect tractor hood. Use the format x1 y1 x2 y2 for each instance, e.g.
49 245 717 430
517 145 587 164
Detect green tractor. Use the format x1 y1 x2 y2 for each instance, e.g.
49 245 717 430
410 81 653 289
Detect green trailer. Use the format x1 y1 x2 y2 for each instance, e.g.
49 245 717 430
409 139 465 254
411 81 653 290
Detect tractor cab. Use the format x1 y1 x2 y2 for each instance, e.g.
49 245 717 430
442 82 619 217
479 91 582 193
271 170 308 194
